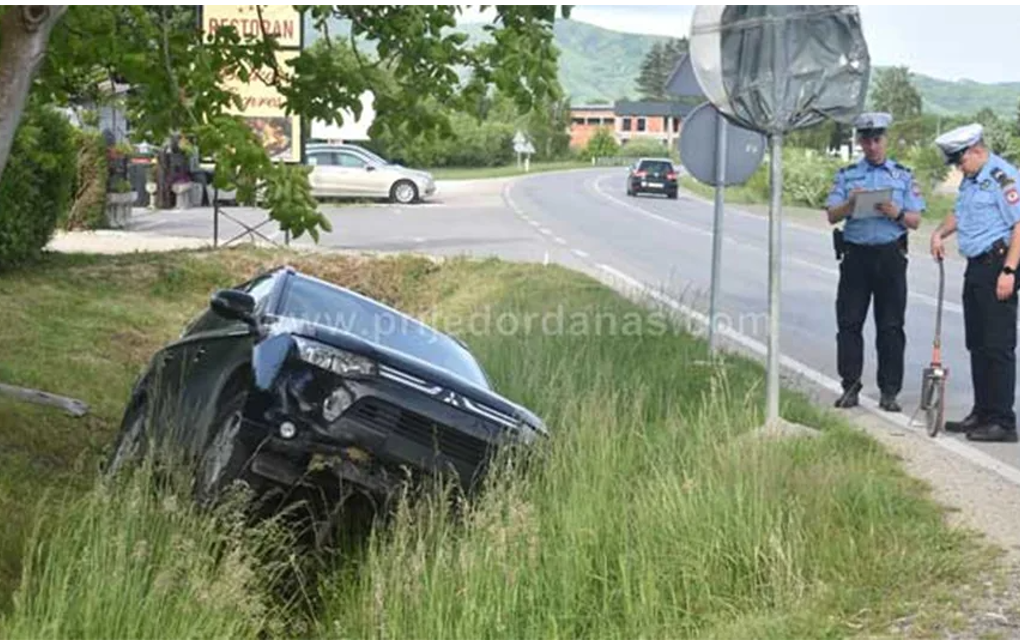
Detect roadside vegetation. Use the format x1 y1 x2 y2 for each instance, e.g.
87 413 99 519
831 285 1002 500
428 160 591 181
0 247 990 638
679 146 956 224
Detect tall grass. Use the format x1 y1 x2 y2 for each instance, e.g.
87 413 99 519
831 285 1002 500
0 463 303 639
315 263 976 638
0 254 981 638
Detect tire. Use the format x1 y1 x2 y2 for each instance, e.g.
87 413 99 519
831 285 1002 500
105 392 150 477
668 190 678 200
925 377 945 437
390 180 419 205
194 386 257 505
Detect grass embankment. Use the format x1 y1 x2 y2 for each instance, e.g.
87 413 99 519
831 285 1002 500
0 248 986 638
428 161 591 181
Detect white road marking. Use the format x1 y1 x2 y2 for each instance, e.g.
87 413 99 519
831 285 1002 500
538 227 553 236
597 263 1020 489
554 236 567 245
572 249 590 258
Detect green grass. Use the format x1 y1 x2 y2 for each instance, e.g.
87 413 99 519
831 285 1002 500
428 161 592 180
0 248 989 638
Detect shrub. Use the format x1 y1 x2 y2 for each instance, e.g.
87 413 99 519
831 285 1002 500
699 147 842 209
904 144 949 196
582 127 619 160
781 147 843 209
0 103 77 270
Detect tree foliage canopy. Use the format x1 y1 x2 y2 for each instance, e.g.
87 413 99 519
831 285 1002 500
635 39 687 102
1 4 571 240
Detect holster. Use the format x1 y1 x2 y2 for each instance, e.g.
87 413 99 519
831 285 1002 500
833 228 846 261
898 232 908 256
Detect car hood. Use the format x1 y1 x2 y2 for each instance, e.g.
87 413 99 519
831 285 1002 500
390 165 433 182
265 317 547 435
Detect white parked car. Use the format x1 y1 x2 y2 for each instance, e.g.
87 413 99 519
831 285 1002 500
305 143 436 204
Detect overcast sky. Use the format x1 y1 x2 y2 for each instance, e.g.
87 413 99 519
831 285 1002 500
479 5 1019 85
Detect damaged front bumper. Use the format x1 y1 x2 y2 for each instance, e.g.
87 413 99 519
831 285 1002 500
238 333 527 496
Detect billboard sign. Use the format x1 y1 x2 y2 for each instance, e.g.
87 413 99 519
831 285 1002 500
201 5 303 163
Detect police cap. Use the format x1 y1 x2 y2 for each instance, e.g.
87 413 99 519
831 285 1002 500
853 112 892 138
934 123 984 165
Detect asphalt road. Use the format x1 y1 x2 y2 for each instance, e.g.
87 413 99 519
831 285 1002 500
128 168 1020 469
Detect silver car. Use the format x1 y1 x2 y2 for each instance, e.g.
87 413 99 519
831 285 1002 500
305 143 436 204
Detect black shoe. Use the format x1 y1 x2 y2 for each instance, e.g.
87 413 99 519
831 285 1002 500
945 414 982 433
879 393 901 412
966 424 1019 443
834 381 862 409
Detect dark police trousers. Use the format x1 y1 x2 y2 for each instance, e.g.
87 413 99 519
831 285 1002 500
836 238 907 395
964 244 1018 430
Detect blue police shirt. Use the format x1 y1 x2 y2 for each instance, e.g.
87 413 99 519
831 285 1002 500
954 153 1020 258
826 158 926 245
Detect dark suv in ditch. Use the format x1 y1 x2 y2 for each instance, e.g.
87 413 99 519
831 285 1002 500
107 266 547 505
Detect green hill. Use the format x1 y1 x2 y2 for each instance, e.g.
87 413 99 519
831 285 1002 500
305 16 1019 117
550 20 1019 117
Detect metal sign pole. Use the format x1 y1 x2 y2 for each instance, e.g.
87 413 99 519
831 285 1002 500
708 111 727 354
766 132 783 423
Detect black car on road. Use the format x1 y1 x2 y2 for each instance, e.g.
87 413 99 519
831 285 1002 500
626 157 678 199
107 266 547 506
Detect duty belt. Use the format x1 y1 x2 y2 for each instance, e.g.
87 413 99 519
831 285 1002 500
970 238 1009 264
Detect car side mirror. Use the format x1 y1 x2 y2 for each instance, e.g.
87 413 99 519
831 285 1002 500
211 289 258 332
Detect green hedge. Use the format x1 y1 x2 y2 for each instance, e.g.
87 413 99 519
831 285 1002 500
707 147 843 209
0 104 77 270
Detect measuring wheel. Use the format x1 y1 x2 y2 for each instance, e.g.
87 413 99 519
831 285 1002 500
917 258 949 437
920 365 947 437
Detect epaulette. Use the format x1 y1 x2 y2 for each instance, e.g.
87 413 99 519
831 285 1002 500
892 161 912 173
991 166 1015 188
838 163 855 173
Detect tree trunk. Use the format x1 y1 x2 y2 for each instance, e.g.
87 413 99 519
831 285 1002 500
0 5 67 183
0 6 76 416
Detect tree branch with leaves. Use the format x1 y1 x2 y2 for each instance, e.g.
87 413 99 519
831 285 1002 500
0 4 572 240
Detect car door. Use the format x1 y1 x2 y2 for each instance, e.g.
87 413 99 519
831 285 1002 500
336 151 384 197
307 150 343 197
175 274 280 456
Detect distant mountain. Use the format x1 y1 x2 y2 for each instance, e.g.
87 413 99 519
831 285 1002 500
550 20 1020 117
306 16 1019 117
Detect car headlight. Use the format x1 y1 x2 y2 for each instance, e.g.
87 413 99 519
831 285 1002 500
293 336 377 377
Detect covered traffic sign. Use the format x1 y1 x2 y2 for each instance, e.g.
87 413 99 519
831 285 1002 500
689 5 871 427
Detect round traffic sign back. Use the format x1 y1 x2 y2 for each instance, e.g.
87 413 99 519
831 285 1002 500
679 101 766 187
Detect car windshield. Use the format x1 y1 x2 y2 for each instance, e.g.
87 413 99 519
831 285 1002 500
277 275 490 388
639 160 673 174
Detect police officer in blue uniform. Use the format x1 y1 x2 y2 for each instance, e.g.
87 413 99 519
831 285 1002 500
932 124 1020 442
826 113 925 411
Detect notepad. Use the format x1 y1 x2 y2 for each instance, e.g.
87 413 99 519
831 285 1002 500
852 188 893 218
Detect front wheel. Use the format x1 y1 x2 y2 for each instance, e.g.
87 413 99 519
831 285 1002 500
194 387 257 505
105 393 149 477
390 180 419 205
924 375 945 437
